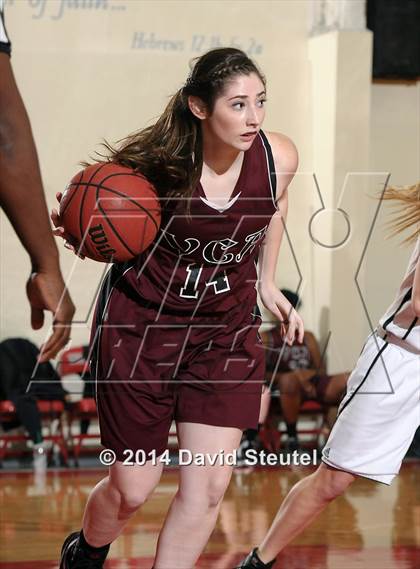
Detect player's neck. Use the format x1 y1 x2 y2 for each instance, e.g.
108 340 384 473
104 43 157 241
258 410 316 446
202 134 242 176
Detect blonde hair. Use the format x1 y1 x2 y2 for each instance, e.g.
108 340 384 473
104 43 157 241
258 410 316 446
382 182 419 243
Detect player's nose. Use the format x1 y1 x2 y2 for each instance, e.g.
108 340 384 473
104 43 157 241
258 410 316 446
246 107 260 128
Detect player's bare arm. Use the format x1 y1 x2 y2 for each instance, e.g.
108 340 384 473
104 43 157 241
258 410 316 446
0 54 57 270
411 255 420 316
0 53 74 361
257 132 303 345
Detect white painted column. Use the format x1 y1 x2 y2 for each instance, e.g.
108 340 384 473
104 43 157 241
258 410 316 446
308 28 373 372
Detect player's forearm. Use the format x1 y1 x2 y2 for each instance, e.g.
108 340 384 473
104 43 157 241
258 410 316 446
0 58 59 272
257 190 288 292
0 117 60 272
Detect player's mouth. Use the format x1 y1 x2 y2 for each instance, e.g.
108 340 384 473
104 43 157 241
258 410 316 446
240 131 258 141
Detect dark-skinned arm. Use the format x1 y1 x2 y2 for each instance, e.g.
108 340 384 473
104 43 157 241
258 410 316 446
0 53 74 361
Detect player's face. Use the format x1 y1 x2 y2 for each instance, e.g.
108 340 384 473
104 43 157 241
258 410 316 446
205 72 266 150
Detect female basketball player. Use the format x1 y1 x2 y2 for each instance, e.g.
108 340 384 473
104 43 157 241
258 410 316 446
53 48 303 568
238 183 420 569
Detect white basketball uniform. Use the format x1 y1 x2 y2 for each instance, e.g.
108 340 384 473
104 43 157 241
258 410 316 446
0 0 11 55
323 237 420 484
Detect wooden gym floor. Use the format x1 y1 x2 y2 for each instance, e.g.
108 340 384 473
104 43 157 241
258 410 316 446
0 462 419 568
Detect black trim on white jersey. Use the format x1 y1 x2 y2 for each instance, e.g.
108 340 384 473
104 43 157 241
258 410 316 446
0 4 11 57
259 130 277 207
336 340 390 418
382 287 412 331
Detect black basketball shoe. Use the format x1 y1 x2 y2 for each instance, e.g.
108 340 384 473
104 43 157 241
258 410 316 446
60 531 109 568
236 548 276 568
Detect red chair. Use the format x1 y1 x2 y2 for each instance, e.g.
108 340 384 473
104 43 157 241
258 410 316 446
58 346 90 377
58 346 100 465
0 399 68 465
298 399 328 443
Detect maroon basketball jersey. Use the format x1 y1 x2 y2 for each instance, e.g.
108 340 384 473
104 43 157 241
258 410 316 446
123 131 277 316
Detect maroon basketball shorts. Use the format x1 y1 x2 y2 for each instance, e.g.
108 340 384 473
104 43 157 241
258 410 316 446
89 266 265 461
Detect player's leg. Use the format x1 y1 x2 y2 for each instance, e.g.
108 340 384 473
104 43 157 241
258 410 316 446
152 307 264 567
240 464 355 567
82 460 164 545
60 267 175 567
153 422 242 569
60 461 164 568
259 383 271 424
238 333 420 568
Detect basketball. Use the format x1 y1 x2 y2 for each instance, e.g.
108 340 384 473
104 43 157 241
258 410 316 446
59 162 161 262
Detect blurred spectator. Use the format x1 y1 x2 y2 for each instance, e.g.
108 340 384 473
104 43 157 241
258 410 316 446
0 338 68 467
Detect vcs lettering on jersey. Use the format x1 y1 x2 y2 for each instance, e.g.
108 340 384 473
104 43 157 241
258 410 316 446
162 225 268 264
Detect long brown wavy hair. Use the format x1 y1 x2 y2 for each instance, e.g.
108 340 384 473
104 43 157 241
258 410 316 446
382 182 419 243
101 48 265 207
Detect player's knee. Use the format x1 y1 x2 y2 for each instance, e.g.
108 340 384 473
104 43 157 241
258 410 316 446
119 488 151 513
178 471 230 511
316 467 354 502
206 476 230 508
320 479 347 502
109 481 153 513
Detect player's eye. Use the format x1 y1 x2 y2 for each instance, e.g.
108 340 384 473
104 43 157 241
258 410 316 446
232 98 266 110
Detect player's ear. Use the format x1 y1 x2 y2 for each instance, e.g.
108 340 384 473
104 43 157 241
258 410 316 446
188 96 208 120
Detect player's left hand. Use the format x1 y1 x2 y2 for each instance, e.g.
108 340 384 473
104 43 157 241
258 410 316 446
259 284 304 345
26 269 75 362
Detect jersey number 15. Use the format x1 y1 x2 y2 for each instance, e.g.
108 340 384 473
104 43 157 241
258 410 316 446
180 264 231 298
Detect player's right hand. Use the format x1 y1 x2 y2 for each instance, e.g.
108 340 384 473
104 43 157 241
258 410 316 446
51 192 85 259
26 269 75 362
259 284 304 345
